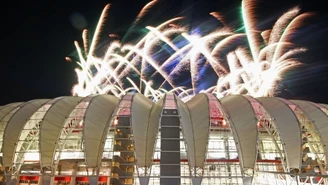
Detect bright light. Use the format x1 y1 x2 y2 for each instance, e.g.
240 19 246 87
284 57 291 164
78 120 83 126
222 120 227 126
113 118 118 126
69 1 312 101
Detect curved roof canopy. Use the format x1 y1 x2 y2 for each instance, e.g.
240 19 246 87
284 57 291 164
257 97 302 170
0 93 327 177
178 93 210 169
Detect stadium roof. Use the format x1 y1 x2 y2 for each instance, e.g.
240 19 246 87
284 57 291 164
0 93 327 174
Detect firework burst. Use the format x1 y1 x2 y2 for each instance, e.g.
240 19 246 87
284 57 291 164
69 0 312 102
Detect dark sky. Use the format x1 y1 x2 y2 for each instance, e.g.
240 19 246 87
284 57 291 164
1 0 328 105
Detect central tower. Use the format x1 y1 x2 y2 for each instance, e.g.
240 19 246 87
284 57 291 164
160 94 181 185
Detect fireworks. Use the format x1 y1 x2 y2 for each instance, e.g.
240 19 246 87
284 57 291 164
69 0 313 102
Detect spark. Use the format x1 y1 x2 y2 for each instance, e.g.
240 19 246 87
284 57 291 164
69 0 313 101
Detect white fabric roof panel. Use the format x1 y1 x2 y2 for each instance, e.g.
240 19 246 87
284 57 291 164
0 103 23 120
257 97 302 170
320 104 328 110
131 93 161 167
220 95 258 170
0 103 24 143
0 93 327 177
3 99 50 167
291 100 328 169
175 96 192 162
40 96 83 168
83 95 119 168
180 93 210 168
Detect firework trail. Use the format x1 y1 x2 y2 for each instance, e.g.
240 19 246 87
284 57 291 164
121 0 159 43
69 0 313 101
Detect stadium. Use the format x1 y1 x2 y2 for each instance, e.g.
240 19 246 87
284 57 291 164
0 93 327 185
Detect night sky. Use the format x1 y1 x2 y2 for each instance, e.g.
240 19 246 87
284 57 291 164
1 0 328 105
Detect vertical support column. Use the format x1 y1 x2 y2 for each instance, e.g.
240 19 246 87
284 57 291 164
88 176 98 185
57 165 62 176
160 107 180 185
4 172 12 185
139 176 150 185
40 176 53 185
243 177 253 185
191 177 201 185
4 168 17 185
106 176 110 185
70 166 77 185
6 178 17 185
87 167 99 185
243 168 254 185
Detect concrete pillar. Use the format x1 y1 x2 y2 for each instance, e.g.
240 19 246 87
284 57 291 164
39 176 53 185
243 168 254 185
191 177 202 185
4 172 18 185
4 173 12 184
138 177 149 185
87 176 98 185
6 178 17 185
243 177 252 185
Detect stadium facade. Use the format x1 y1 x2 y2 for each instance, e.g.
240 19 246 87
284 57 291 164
0 93 327 185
